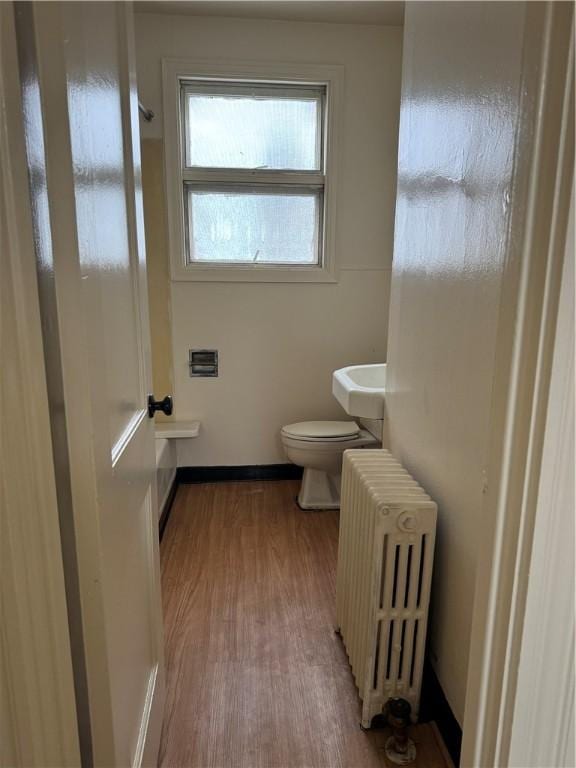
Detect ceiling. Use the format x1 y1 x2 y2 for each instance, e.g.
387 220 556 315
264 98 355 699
134 1 405 26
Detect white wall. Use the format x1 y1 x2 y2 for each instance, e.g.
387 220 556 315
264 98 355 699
385 2 527 724
135 12 402 465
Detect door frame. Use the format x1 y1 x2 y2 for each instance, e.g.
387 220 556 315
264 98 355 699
508 178 574 768
461 3 574 766
0 3 80 766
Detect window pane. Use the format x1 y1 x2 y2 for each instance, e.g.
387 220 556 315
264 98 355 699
187 188 320 265
186 92 321 170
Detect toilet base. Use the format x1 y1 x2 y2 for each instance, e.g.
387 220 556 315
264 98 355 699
297 468 341 510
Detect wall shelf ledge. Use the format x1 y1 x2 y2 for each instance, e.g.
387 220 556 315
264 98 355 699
155 421 201 439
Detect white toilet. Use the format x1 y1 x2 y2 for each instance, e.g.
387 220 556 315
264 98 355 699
280 420 380 509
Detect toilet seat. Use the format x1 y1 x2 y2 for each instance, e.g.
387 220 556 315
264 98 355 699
281 428 377 453
281 420 360 442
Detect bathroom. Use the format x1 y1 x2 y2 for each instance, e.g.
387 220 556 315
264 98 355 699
2 2 573 768
134 1 573 765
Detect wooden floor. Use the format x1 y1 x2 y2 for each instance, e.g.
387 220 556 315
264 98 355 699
159 480 451 768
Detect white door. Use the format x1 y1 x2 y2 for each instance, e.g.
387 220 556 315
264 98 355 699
14 2 165 765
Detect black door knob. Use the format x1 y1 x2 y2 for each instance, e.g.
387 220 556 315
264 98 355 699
147 394 173 418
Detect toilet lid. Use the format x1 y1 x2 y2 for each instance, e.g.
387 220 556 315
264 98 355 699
282 420 360 440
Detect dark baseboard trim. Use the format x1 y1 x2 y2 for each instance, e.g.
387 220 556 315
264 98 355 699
176 464 303 484
419 656 462 766
159 475 179 541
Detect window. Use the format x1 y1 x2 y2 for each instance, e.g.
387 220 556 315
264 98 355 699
163 60 343 282
183 81 324 267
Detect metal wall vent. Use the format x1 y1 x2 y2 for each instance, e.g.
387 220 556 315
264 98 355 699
189 349 218 377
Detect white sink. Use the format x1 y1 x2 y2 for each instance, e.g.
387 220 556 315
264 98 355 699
332 363 387 419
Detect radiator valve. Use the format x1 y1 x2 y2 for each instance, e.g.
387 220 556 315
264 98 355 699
385 698 417 765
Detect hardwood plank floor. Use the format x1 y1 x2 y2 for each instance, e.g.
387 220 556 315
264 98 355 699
159 480 450 768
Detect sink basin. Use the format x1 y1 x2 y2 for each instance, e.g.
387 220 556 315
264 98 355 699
332 363 387 419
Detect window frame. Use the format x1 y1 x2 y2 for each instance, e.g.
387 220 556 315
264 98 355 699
162 58 344 283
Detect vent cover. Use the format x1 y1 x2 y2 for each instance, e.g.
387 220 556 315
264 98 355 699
189 349 218 377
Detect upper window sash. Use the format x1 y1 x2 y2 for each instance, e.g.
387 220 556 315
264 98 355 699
179 78 326 174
